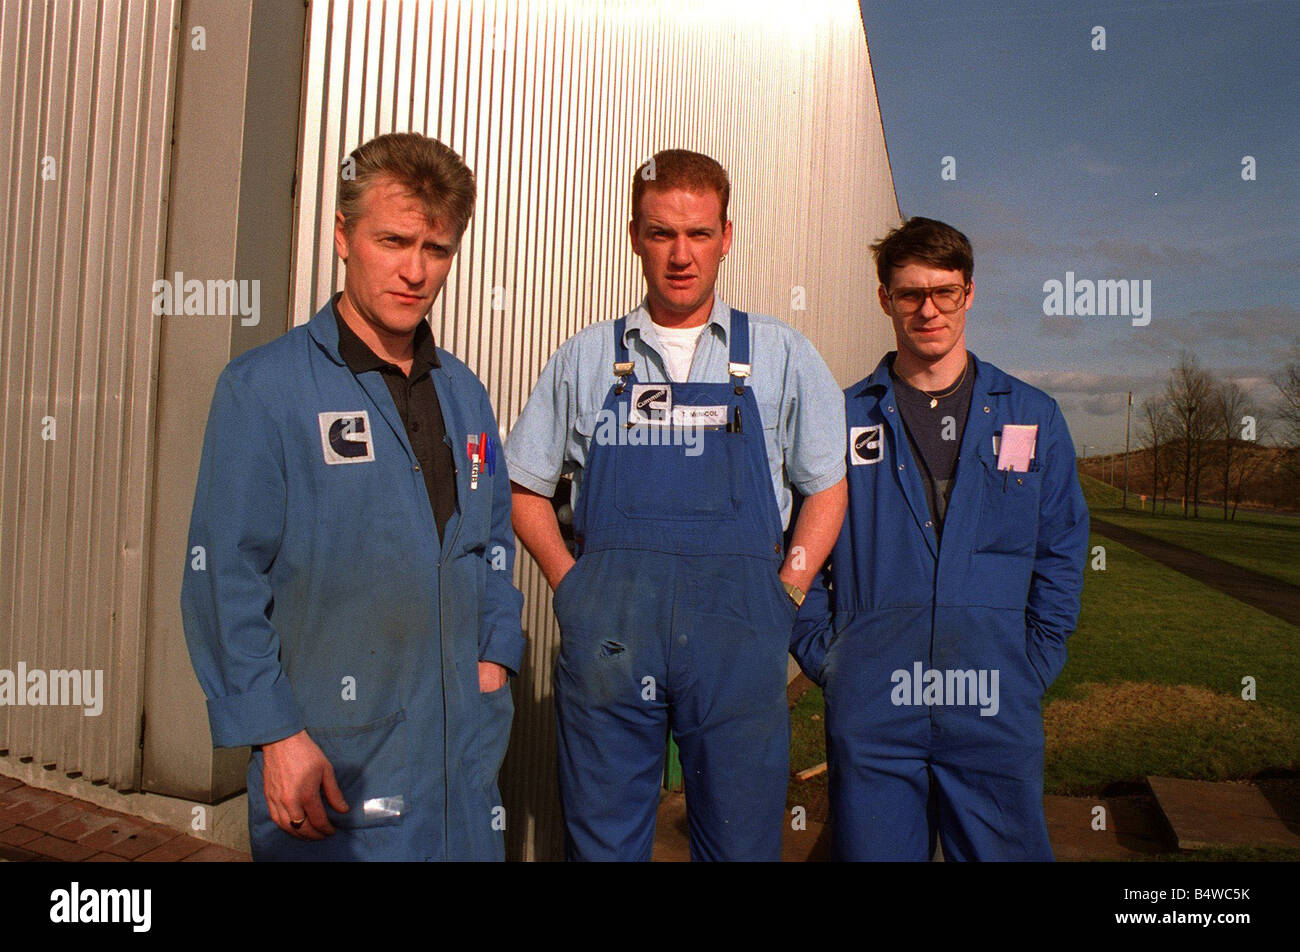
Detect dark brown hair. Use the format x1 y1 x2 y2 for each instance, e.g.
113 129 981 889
870 217 973 286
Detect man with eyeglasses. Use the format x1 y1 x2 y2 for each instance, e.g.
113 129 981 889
791 217 1088 860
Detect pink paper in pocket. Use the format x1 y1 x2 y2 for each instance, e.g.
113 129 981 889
996 424 1038 472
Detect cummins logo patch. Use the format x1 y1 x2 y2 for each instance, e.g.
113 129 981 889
635 386 669 412
319 410 375 464
849 424 884 465
629 383 671 425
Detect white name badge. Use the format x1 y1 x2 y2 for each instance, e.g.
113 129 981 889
671 404 729 427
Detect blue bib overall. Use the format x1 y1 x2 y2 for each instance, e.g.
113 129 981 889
551 310 795 861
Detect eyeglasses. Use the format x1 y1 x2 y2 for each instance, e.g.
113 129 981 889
886 284 968 315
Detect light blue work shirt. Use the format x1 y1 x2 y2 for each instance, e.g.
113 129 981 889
506 295 846 528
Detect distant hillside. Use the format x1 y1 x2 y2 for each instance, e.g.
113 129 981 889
1078 443 1297 514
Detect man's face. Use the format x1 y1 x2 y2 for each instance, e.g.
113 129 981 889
878 260 973 365
628 188 732 321
333 175 459 338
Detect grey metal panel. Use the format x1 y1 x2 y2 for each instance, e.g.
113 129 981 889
140 0 308 803
0 0 180 788
291 0 898 859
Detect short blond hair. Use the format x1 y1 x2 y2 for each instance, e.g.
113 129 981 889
337 132 476 238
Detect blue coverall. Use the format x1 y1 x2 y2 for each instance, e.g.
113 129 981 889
550 311 797 861
181 300 525 861
791 352 1089 861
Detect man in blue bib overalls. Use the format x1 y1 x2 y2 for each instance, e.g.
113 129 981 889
792 218 1089 860
507 150 847 861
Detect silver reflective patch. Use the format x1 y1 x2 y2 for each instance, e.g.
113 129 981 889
362 795 406 820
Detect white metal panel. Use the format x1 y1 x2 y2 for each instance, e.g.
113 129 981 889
291 0 899 859
0 0 180 788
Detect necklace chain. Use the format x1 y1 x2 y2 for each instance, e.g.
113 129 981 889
921 356 968 407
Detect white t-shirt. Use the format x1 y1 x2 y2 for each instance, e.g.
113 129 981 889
652 321 708 382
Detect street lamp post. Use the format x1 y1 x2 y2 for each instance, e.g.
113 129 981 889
1123 391 1131 510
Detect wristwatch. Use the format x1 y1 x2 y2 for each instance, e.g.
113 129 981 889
782 580 805 609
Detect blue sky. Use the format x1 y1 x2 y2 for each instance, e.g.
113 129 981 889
860 0 1299 453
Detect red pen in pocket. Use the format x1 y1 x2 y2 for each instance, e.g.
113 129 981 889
467 432 486 489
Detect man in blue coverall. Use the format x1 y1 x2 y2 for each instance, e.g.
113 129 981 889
507 150 848 861
792 217 1089 861
181 133 524 861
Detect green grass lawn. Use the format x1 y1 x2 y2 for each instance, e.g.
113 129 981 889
784 472 1299 857
788 684 828 814
1043 529 1299 793
1080 472 1300 587
788 521 1299 805
1056 530 1299 712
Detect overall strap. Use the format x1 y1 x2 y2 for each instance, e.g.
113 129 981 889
612 316 636 393
728 309 751 394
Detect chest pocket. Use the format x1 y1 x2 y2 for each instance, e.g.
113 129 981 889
573 411 600 470
612 406 742 520
754 398 792 522
973 452 1043 555
756 399 782 473
450 435 497 555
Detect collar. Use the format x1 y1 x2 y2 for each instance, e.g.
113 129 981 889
848 351 1012 401
327 292 440 375
622 293 730 351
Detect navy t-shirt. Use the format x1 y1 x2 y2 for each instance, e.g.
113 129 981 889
889 353 974 541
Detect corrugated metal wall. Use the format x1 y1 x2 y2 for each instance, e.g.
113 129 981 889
0 0 179 788
291 0 899 859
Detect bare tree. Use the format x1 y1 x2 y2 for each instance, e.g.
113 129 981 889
1139 396 1174 515
1157 439 1179 512
1163 351 1214 518
1230 426 1272 519
1209 380 1250 521
1273 361 1300 443
1273 361 1300 485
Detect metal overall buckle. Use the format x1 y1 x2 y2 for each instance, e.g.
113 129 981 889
613 360 635 394
728 361 751 395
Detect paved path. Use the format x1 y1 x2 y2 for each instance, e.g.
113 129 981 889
0 776 248 862
13 770 1290 862
1090 516 1300 626
653 790 1168 861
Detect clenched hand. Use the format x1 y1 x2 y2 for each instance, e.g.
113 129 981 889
261 729 349 839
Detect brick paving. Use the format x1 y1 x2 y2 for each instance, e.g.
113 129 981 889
0 778 249 863
6 771 1291 862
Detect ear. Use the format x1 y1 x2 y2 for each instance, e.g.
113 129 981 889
628 218 643 258
877 282 892 314
964 277 974 311
334 210 349 262
720 219 733 257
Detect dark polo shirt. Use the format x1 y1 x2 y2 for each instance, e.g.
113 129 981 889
333 299 457 543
